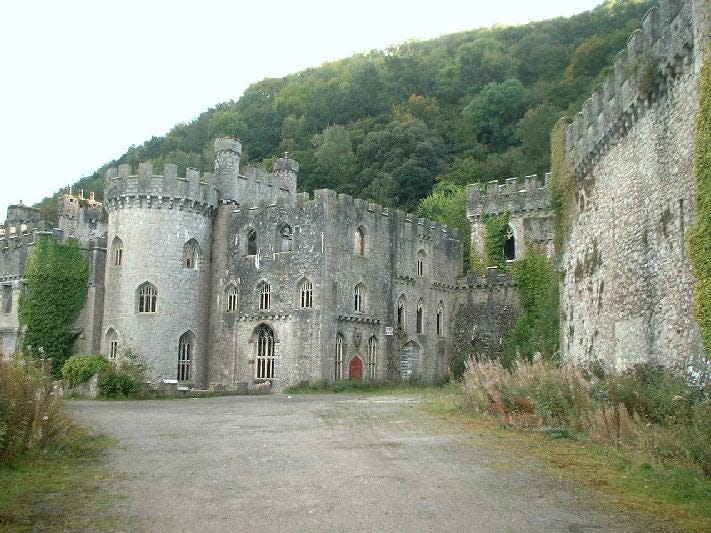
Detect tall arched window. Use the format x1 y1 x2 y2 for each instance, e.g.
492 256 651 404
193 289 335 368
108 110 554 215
335 334 344 381
299 279 313 308
247 229 257 256
416 299 424 334
226 285 238 312
177 331 194 381
258 282 271 311
354 283 365 312
106 328 118 360
504 225 516 261
367 337 377 380
397 295 406 330
278 224 293 252
183 239 199 269
112 236 123 267
137 282 157 313
417 249 426 276
436 302 444 336
255 324 275 379
354 226 365 256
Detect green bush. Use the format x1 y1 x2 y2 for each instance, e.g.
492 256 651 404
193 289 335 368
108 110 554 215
61 355 109 388
98 369 138 398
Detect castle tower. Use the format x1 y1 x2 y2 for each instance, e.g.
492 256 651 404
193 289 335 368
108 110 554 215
214 137 242 204
102 161 218 386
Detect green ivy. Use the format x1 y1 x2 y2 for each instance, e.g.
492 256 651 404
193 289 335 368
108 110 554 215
61 355 108 387
549 118 575 254
689 57 711 356
483 212 510 269
19 236 89 375
504 245 560 368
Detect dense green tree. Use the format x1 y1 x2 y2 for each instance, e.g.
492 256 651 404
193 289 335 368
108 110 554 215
311 125 358 190
462 78 527 151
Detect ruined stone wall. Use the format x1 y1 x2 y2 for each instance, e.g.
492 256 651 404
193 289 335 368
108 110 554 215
561 0 709 369
467 174 554 261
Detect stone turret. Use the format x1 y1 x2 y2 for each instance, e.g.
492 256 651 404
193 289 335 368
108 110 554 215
214 137 242 204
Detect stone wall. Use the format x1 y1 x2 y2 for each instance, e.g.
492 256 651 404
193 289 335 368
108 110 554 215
561 0 709 369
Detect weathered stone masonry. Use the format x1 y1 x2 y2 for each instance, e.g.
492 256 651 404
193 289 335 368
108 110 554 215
561 0 710 369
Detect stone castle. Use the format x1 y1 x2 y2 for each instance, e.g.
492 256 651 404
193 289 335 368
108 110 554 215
0 0 708 389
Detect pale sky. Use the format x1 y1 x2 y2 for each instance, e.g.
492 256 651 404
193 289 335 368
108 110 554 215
0 0 603 219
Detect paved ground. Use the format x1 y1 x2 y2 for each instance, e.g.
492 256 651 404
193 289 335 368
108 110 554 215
69 395 668 533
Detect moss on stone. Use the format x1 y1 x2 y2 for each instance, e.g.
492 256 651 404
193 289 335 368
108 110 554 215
550 118 575 254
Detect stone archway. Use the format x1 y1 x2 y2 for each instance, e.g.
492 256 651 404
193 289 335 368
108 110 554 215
399 341 421 380
349 355 363 380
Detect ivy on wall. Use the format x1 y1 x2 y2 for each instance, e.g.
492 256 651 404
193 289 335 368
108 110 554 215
689 57 711 356
549 118 575 254
19 236 89 375
482 212 510 269
503 245 560 368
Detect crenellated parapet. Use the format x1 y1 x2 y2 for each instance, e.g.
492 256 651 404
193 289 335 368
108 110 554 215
466 174 551 219
566 0 707 177
104 162 218 213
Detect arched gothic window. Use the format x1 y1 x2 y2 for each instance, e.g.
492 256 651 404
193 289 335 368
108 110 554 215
397 296 406 330
367 337 377 380
255 324 275 379
436 302 444 336
247 229 257 256
226 285 238 312
258 282 271 311
177 331 194 381
354 283 365 312
183 239 199 269
106 328 118 360
504 226 516 261
416 299 424 334
335 334 344 381
354 226 365 256
112 236 123 267
417 249 426 276
137 282 157 313
278 224 293 252
299 279 313 308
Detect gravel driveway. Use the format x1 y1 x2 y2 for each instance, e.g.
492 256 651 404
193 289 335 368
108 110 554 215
69 395 667 533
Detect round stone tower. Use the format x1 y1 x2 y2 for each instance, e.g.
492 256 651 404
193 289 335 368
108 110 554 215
102 161 219 387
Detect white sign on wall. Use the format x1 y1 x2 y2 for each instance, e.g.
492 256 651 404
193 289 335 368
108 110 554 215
385 327 394 336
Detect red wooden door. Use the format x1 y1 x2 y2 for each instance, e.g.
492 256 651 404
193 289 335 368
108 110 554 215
349 356 363 380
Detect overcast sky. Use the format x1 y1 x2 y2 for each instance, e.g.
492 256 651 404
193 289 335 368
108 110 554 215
0 0 603 219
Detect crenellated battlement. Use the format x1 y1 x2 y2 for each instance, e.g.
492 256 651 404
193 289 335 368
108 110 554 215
565 0 707 176
236 188 462 242
104 162 218 212
466 173 551 219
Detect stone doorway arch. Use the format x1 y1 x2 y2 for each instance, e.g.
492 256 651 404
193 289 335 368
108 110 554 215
349 355 363 380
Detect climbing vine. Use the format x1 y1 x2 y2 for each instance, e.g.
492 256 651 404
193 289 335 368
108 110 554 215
503 245 560 368
549 118 575 254
483 212 509 269
19 236 89 375
689 56 711 356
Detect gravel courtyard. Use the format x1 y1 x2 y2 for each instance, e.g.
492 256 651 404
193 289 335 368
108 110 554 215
69 395 667 533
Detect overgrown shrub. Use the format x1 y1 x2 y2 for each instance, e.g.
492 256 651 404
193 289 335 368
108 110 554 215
61 355 109 388
97 347 148 398
0 359 71 463
464 358 711 474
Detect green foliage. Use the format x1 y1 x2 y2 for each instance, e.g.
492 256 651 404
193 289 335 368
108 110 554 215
549 118 575 253
19 236 89 375
504 246 560 366
61 355 109 388
462 78 527 151
689 57 711 356
0 360 70 463
417 182 472 271
464 358 711 475
97 347 148 398
39 1 653 215
482 212 509 269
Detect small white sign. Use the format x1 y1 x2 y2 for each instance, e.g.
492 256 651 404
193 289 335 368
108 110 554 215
385 327 394 336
